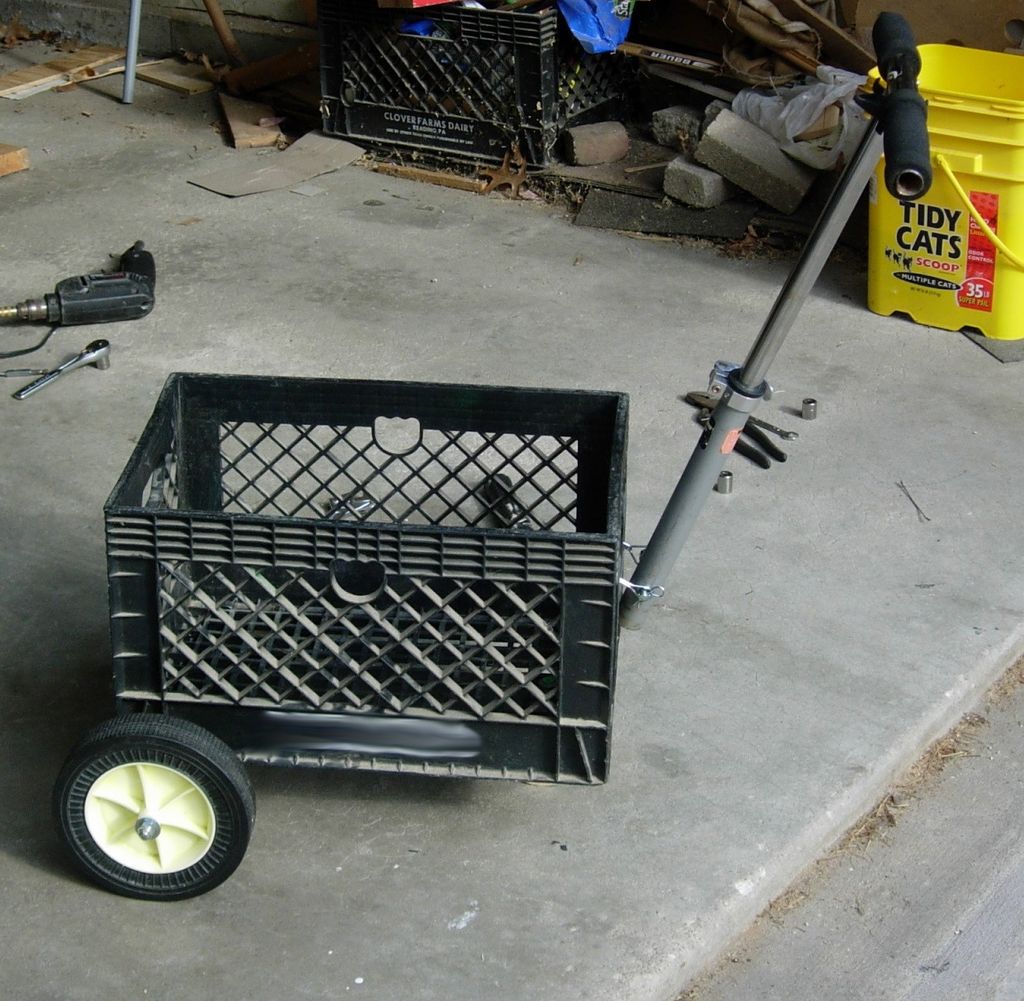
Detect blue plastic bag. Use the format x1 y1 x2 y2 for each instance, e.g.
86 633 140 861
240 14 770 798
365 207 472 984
556 0 633 55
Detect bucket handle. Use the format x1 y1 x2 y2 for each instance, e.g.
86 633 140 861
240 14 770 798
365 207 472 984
935 153 1024 271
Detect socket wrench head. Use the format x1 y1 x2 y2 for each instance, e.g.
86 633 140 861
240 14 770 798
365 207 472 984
83 339 111 369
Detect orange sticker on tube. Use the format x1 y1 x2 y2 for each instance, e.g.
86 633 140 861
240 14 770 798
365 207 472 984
721 428 742 454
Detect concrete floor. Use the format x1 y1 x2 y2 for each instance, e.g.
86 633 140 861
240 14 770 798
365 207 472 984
2 45 1022 1001
687 666 1024 1001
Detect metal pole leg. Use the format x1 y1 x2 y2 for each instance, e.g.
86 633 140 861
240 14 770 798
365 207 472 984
620 384 756 623
122 0 143 105
621 123 885 629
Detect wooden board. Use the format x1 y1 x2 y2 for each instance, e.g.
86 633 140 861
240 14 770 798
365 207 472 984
0 144 29 178
218 93 284 150
223 43 319 96
618 42 722 76
135 59 215 95
0 46 124 99
770 0 875 71
375 162 487 192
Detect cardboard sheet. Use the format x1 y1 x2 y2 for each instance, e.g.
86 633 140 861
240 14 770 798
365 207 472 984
188 132 363 197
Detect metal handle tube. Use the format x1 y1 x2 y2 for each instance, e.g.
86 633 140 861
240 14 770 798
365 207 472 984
13 367 65 399
734 125 883 395
622 122 886 628
121 0 143 105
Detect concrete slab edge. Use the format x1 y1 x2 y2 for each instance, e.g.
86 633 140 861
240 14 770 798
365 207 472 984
653 624 1024 1001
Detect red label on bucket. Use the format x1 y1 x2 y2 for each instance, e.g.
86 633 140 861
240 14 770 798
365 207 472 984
958 191 998 312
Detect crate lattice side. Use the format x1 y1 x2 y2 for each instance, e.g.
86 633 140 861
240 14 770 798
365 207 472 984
158 559 563 723
217 420 581 532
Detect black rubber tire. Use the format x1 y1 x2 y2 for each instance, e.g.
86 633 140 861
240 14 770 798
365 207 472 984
53 714 255 901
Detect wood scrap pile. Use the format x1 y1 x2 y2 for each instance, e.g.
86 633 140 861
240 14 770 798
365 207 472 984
551 0 877 238
0 45 127 100
0 0 321 155
2 0 1008 239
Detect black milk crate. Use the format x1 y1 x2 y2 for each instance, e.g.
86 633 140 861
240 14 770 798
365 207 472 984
318 0 626 165
105 374 628 784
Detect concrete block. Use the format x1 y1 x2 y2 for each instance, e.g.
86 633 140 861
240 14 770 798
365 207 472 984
702 99 731 132
562 121 630 165
695 108 816 214
651 104 703 154
663 154 736 209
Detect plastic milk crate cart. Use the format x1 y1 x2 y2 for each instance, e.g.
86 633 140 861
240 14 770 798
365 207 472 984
108 373 629 777
53 8 932 907
53 374 628 899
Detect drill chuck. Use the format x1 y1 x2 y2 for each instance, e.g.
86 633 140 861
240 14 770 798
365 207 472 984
0 299 51 323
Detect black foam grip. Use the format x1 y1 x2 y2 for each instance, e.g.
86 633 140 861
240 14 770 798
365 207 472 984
873 12 921 78
120 240 156 289
882 88 932 200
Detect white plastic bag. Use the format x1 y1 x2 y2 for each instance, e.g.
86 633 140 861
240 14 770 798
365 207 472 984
732 66 870 170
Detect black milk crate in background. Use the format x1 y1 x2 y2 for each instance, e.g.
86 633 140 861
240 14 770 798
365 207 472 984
105 375 629 784
318 0 627 165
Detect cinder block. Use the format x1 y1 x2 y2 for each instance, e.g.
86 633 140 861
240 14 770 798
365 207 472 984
663 154 735 208
651 104 703 154
702 99 730 132
695 109 815 214
562 121 630 165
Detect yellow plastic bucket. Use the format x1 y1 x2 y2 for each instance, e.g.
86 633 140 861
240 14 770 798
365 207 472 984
868 44 1024 340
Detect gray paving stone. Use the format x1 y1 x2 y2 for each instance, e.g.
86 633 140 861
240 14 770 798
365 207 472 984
696 108 816 213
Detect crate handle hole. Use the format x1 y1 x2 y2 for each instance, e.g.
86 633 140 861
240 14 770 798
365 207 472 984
373 415 422 455
331 559 387 604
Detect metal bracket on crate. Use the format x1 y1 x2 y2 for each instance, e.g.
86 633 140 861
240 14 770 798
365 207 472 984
619 542 665 602
619 579 666 603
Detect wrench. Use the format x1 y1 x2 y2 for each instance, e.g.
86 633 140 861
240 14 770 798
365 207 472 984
747 415 799 441
12 339 111 400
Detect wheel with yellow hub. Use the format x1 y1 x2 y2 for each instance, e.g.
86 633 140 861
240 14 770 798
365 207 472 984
53 715 255 900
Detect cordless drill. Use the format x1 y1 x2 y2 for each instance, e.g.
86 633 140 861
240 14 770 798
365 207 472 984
0 241 156 326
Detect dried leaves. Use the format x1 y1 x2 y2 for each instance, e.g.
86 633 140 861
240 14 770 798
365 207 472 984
1 16 70 50
1 15 31 48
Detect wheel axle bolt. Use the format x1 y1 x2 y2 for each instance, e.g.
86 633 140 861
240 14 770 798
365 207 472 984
135 816 161 841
